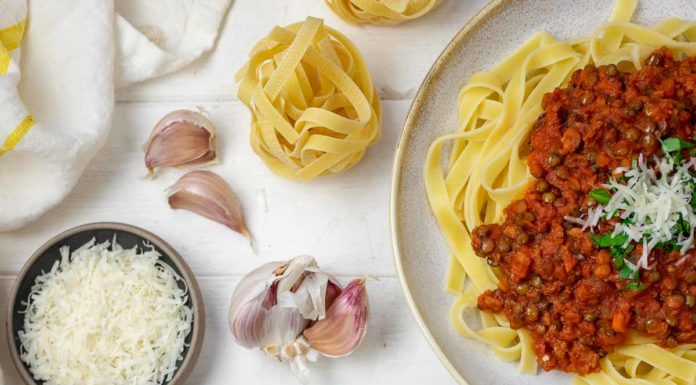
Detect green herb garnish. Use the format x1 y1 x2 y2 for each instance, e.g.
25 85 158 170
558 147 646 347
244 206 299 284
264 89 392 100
623 281 645 291
591 232 628 248
594 233 642 290
677 213 691 235
589 189 611 205
661 137 695 154
619 264 640 280
656 238 680 251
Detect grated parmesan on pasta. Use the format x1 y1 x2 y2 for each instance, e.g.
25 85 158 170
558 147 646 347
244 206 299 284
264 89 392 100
565 154 696 270
18 239 193 385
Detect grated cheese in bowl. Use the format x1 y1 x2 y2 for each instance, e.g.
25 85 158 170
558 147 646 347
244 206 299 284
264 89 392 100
18 238 193 385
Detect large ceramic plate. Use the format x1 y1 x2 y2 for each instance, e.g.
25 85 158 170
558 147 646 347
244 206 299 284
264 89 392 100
390 1 696 384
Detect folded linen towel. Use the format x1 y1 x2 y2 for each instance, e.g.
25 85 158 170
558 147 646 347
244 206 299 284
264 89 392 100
0 0 231 231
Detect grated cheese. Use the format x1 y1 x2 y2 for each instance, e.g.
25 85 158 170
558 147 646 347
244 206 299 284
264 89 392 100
18 239 193 385
566 154 696 271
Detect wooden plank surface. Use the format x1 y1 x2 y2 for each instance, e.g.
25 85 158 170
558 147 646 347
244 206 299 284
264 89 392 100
116 0 489 102
0 0 493 383
0 100 404 277
0 277 453 385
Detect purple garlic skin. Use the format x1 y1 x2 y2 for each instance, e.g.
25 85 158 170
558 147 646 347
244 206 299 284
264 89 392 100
303 278 368 357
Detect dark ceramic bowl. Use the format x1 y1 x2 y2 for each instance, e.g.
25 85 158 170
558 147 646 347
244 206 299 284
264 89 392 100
6 222 205 385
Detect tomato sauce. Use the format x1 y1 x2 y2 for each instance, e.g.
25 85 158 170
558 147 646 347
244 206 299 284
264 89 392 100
473 48 696 375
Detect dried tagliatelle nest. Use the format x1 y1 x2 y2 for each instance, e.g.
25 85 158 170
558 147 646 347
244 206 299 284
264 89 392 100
236 17 381 181
324 0 442 25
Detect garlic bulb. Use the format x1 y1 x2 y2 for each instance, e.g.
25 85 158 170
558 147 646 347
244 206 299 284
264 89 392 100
144 110 217 176
229 256 337 347
167 170 251 240
228 256 368 382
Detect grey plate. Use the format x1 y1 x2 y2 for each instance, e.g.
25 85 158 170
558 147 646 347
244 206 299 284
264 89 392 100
6 222 205 385
390 1 695 384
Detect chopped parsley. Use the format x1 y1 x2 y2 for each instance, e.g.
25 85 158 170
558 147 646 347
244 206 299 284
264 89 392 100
591 232 628 248
623 281 645 291
566 146 696 290
661 136 695 154
588 189 611 205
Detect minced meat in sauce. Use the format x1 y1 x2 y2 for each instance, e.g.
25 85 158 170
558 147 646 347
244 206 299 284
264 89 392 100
472 47 696 375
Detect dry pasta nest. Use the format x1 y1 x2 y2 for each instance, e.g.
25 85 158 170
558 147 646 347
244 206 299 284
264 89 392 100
324 0 442 25
236 17 381 181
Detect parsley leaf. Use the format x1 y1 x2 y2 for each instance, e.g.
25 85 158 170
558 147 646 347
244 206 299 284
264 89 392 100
661 137 695 154
589 189 611 205
675 151 683 166
611 243 634 260
677 213 691 235
619 265 640 279
624 281 645 291
592 232 628 248
656 239 679 251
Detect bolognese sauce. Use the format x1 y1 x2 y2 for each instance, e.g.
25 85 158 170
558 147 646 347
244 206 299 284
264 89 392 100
472 47 696 375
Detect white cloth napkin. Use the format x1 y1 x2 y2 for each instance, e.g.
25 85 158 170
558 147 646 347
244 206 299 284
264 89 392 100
0 0 231 231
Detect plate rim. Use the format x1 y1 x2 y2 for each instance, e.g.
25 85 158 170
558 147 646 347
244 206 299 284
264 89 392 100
389 0 512 384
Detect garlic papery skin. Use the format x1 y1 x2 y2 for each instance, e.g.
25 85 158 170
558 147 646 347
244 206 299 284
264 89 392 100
144 109 217 176
228 261 307 348
303 278 368 357
228 256 339 349
167 170 251 240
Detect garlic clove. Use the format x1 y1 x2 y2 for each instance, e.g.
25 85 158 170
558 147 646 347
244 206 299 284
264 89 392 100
144 110 217 176
303 278 368 357
167 170 251 240
229 262 276 346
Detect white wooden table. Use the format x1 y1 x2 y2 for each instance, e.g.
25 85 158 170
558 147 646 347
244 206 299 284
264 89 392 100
0 1 490 383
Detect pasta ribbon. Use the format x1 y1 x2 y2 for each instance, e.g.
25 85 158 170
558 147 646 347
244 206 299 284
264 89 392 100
236 17 381 181
424 0 696 382
324 0 441 25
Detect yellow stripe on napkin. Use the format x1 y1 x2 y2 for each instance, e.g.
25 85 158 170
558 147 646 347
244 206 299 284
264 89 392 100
0 45 9 74
0 20 26 51
0 115 35 157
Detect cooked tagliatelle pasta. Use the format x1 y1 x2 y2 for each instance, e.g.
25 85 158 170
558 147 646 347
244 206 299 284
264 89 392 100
236 17 381 181
425 0 696 383
324 0 441 25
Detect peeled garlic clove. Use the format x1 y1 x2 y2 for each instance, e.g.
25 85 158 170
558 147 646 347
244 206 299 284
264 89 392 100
144 110 217 176
303 278 368 357
167 170 250 239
